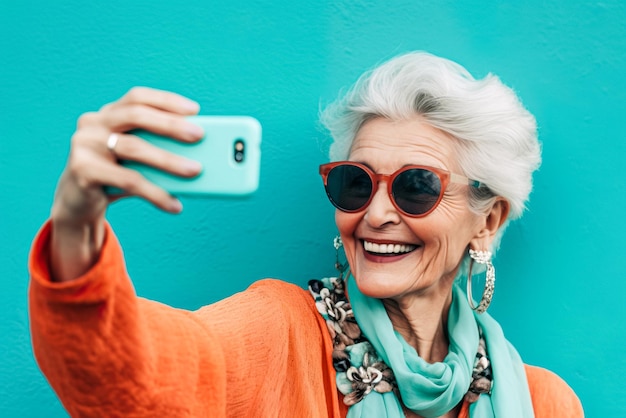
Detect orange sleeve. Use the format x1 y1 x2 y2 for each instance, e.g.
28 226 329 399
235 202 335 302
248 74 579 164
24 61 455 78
524 365 584 417
28 221 341 417
29 221 228 416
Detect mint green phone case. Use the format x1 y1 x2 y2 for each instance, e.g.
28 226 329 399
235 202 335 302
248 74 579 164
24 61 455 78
115 116 261 197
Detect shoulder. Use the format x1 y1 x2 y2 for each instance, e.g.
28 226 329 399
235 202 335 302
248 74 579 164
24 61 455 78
198 278 321 329
524 364 584 417
244 279 315 312
193 278 329 356
249 279 326 324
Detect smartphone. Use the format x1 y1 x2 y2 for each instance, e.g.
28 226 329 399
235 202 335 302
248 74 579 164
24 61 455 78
110 116 261 197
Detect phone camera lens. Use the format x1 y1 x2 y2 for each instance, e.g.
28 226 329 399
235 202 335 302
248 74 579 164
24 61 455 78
234 139 245 163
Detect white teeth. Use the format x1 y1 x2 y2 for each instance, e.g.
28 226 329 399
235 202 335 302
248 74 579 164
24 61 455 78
363 240 417 254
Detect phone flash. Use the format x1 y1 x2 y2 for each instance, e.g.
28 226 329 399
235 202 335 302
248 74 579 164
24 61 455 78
234 139 245 163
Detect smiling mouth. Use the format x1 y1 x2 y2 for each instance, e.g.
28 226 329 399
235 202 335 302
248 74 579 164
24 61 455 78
362 240 418 256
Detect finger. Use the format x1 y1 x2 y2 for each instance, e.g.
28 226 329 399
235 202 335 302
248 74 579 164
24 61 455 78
114 86 200 115
100 105 204 142
90 159 183 213
110 133 202 178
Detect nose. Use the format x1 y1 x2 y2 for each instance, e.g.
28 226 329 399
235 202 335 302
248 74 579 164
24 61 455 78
363 181 401 228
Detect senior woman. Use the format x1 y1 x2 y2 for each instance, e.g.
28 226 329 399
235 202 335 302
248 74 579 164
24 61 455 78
29 52 582 417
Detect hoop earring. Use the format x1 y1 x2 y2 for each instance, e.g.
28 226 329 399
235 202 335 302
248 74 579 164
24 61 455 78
334 235 348 277
467 249 495 314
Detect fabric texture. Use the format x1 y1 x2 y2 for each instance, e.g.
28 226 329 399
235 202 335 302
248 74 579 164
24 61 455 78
28 221 584 417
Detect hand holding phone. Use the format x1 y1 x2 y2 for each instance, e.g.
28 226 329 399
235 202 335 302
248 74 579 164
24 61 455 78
109 116 262 197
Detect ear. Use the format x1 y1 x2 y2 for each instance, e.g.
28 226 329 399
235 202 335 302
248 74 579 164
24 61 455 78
470 197 510 250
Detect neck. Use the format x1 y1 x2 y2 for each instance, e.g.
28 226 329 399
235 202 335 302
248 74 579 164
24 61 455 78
382 284 454 364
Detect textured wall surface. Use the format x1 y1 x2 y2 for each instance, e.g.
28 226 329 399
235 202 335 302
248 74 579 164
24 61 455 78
1 0 624 416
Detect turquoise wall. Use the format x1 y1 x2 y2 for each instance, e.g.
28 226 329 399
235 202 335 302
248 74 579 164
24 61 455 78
2 1 624 416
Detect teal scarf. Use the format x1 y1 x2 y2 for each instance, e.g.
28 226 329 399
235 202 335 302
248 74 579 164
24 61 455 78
345 276 534 418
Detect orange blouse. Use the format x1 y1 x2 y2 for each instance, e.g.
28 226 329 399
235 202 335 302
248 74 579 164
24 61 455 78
29 222 583 417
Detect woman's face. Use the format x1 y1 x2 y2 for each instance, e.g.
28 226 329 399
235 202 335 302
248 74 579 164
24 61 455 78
336 116 487 300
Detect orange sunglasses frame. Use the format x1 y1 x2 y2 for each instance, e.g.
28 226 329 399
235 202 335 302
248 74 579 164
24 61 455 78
319 161 481 218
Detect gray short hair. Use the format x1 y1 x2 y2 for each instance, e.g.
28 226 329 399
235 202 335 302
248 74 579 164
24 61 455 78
321 51 541 252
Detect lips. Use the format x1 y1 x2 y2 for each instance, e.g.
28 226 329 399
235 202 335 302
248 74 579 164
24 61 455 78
362 239 418 256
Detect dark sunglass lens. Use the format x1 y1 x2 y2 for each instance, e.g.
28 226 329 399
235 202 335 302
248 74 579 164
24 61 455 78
392 169 442 215
326 165 373 211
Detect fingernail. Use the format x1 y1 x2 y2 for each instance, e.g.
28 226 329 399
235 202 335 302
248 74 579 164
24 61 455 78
181 99 200 113
170 199 183 213
186 122 204 138
183 160 202 174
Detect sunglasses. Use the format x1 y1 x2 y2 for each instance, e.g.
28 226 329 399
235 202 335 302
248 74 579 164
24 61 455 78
319 161 482 217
